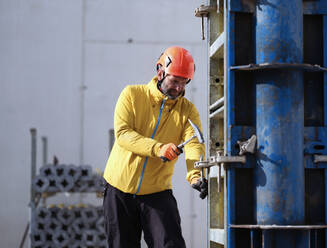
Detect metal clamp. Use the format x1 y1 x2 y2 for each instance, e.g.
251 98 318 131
194 5 217 40
195 152 246 192
314 155 327 163
210 154 246 164
237 135 257 155
194 135 255 192
194 5 217 17
195 154 246 168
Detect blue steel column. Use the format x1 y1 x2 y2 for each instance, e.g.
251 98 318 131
226 5 236 248
255 0 304 232
324 15 327 248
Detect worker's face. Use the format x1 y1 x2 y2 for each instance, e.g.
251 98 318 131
160 74 189 99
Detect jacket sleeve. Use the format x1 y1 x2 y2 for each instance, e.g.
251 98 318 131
114 86 163 157
182 103 205 184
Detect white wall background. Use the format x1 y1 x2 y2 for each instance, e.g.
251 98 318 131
0 0 208 247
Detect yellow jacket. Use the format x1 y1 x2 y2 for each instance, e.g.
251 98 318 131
103 76 205 195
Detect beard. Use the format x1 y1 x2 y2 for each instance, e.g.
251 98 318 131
160 82 182 100
164 89 180 99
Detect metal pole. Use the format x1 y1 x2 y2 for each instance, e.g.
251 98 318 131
79 0 87 165
29 128 37 248
226 0 235 246
30 128 37 204
41 136 48 166
254 0 304 246
20 194 41 248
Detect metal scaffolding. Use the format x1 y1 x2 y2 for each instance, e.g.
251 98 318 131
196 0 327 247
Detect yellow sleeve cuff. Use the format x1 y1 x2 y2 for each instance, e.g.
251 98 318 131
152 142 164 157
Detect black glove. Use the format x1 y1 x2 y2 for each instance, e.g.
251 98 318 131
191 178 208 199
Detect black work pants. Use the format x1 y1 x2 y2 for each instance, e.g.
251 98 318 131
103 183 186 248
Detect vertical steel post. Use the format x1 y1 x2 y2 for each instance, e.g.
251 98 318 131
30 128 37 204
226 5 236 248
29 128 37 248
254 0 305 236
325 169 327 247
324 16 327 127
323 15 327 248
41 136 48 166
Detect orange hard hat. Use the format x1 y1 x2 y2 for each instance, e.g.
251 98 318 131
156 46 195 80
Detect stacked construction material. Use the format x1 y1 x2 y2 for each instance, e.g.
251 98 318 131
32 164 105 193
31 164 107 247
31 205 106 248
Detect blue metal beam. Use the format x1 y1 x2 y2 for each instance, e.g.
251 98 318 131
227 13 235 140
324 15 327 126
303 0 327 15
325 169 327 247
224 0 327 246
229 0 327 14
254 0 305 246
323 26 327 248
227 2 236 247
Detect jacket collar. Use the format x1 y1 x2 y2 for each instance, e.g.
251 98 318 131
148 76 184 106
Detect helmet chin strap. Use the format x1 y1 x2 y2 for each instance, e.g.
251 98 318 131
157 73 168 96
157 75 165 89
157 80 171 99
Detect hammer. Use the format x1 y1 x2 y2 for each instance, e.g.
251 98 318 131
178 119 205 150
161 119 204 162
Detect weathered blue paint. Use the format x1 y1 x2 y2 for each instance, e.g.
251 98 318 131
296 126 327 169
229 0 255 13
223 0 327 246
324 16 327 126
229 0 327 14
254 0 305 233
324 17 327 245
303 0 327 15
325 169 327 246
227 13 236 144
227 126 327 169
226 1 236 246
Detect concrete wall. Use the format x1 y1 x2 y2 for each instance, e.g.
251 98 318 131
0 0 207 247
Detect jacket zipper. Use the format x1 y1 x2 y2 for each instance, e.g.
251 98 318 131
134 99 166 196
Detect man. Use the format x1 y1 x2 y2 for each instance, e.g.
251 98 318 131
103 46 207 248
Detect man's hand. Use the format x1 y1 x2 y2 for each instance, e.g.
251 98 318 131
158 143 181 162
191 178 208 199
